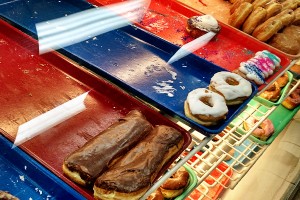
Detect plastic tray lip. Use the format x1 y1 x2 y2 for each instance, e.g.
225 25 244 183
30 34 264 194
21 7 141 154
0 134 86 200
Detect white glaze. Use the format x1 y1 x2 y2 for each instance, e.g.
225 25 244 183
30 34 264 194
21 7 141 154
189 15 220 33
210 71 252 100
186 88 228 117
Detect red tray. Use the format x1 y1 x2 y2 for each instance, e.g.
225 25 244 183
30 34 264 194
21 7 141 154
88 0 291 91
0 19 192 199
173 0 300 60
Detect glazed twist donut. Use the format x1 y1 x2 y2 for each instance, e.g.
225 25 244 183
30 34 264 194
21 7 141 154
264 1 282 19
229 2 254 28
160 167 190 199
252 17 283 41
242 6 267 34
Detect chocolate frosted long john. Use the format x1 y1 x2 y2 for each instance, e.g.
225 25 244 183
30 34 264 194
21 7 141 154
63 110 153 186
93 125 184 200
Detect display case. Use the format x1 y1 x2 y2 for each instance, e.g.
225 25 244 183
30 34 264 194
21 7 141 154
0 0 299 199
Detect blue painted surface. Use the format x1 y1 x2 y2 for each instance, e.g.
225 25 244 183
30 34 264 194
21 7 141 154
0 0 258 134
0 135 85 200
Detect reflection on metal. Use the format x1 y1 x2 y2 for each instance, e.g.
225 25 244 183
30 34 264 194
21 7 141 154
36 0 150 54
167 31 216 64
13 92 89 148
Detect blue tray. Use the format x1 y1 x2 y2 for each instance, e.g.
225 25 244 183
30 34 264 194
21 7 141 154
0 0 258 134
0 134 85 200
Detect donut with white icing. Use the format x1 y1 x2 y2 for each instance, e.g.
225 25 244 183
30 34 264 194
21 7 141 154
184 88 228 126
239 62 265 85
209 71 252 105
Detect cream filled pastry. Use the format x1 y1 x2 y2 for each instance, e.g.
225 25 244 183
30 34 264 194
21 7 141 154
209 71 252 105
184 88 228 126
186 15 221 38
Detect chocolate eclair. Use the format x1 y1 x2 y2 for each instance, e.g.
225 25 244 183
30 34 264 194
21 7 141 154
63 110 153 186
93 125 184 200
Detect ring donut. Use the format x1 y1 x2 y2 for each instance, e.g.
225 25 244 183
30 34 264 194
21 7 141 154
243 117 275 141
242 6 267 34
209 71 252 105
184 88 228 126
229 2 254 28
160 167 190 199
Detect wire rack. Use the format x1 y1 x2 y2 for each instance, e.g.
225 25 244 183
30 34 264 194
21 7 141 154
140 73 299 200
178 77 300 200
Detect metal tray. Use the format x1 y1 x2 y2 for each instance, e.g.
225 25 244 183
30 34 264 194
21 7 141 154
0 19 192 199
0 0 258 134
88 0 292 91
0 134 85 200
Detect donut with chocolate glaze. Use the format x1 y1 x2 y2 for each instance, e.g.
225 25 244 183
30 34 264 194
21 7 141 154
62 110 153 186
93 125 184 200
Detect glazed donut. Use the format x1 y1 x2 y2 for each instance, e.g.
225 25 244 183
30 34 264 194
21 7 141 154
252 17 283 41
282 88 300 110
160 167 190 199
243 117 275 141
264 1 282 19
186 15 221 38
229 2 254 28
242 6 267 34
184 88 228 126
147 188 164 200
276 72 289 88
259 81 281 102
209 71 253 105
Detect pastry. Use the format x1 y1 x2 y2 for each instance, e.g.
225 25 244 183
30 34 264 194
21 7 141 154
282 88 300 109
209 71 253 105
62 110 153 186
160 166 190 199
184 88 228 126
252 0 271 9
93 125 184 200
229 2 254 28
259 81 281 101
242 6 267 34
252 17 283 41
276 72 289 88
186 15 221 38
243 117 275 141
264 1 283 19
230 0 254 14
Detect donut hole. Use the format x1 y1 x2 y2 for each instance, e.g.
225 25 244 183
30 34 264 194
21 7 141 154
199 96 213 107
225 77 239 85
